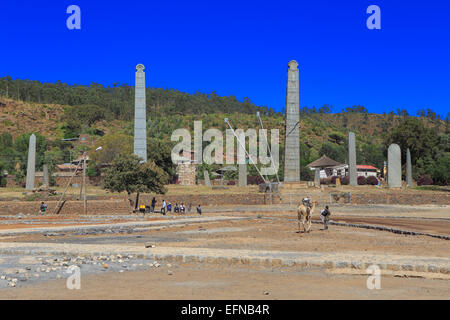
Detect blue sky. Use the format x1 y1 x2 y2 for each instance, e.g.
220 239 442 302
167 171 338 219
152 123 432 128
1 0 449 116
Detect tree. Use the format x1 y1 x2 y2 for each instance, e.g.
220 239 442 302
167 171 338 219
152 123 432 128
430 152 450 185
328 132 345 145
359 143 384 169
102 154 168 209
13 133 47 171
147 137 176 178
63 104 111 135
384 117 439 165
90 133 133 166
385 119 449 184
319 142 346 163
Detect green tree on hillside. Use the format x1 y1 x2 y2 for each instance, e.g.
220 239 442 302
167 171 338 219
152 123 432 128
13 133 47 171
102 154 168 209
384 117 439 165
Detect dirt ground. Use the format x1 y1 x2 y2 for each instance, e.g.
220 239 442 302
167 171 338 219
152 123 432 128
2 263 449 300
5 212 448 258
0 204 449 300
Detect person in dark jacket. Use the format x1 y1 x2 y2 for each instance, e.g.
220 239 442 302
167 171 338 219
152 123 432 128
39 202 48 215
320 205 331 230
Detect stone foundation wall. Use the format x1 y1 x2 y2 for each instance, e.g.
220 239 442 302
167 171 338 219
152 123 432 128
0 192 447 216
0 193 268 215
351 193 450 205
6 175 101 188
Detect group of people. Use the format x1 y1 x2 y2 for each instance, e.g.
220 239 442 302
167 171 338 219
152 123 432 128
148 197 202 215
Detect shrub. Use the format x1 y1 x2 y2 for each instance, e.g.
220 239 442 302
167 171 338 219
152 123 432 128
417 174 433 186
227 180 236 185
357 176 367 185
247 176 264 185
366 176 378 185
341 176 349 185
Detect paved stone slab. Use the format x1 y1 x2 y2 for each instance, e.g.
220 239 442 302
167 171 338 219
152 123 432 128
0 216 247 236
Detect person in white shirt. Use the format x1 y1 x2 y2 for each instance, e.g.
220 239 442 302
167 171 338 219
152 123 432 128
161 200 166 215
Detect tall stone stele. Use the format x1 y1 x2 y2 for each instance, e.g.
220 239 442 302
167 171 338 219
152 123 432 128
348 132 357 186
203 170 211 187
314 169 321 187
25 134 36 190
284 60 300 182
388 144 402 188
43 164 49 188
406 148 413 187
238 131 247 187
134 64 147 163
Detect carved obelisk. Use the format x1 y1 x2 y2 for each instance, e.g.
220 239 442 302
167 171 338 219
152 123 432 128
134 64 147 162
348 132 357 186
283 60 300 182
388 144 402 188
238 131 247 187
406 148 412 187
25 134 36 190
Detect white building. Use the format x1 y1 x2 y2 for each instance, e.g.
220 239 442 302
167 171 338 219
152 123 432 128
307 155 379 178
329 164 378 178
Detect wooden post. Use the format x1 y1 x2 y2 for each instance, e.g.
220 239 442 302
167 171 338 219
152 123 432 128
52 161 82 215
79 174 83 200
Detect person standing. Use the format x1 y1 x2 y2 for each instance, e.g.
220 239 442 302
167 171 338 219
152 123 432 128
320 205 331 230
161 200 166 215
196 204 202 215
39 201 48 215
150 197 156 213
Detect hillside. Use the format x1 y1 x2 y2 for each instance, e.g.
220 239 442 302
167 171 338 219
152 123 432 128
0 96 446 167
0 95 446 143
0 77 448 185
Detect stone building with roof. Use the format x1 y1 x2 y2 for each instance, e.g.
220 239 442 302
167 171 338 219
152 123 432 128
307 155 379 178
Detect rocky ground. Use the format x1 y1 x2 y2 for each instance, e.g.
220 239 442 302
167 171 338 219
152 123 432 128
0 204 448 299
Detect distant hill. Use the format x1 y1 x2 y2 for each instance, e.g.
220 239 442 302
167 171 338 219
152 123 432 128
0 76 448 183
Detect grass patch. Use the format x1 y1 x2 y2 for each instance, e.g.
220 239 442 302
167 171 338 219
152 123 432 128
412 185 450 192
